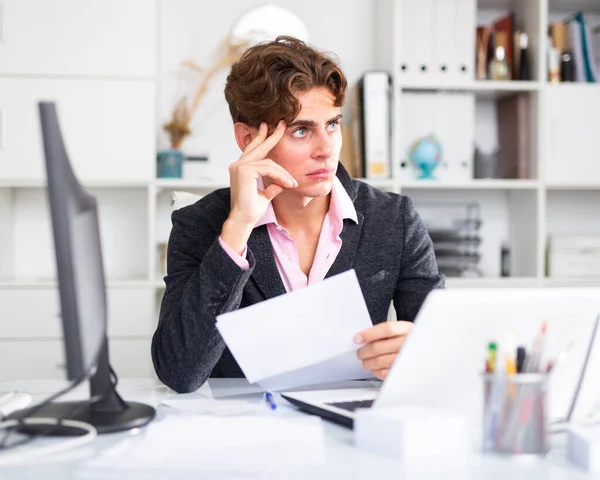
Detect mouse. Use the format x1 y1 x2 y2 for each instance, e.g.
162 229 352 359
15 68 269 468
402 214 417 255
0 392 33 417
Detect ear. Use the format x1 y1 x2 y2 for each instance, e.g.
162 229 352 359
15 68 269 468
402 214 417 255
233 123 258 152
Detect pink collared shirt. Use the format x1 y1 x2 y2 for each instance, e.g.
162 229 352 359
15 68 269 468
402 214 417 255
218 176 357 292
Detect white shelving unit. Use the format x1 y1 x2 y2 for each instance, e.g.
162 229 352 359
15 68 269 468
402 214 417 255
1 0 599 381
375 0 600 284
0 0 159 382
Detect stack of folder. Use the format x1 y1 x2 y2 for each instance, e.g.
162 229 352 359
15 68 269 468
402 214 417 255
423 203 483 278
341 72 391 180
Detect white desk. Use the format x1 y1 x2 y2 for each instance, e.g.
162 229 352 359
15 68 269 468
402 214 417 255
0 378 594 479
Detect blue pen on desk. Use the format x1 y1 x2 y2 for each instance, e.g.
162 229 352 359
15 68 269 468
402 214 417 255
265 391 277 410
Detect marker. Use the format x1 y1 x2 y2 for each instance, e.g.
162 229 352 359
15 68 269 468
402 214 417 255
265 391 277 410
516 346 526 373
486 342 497 373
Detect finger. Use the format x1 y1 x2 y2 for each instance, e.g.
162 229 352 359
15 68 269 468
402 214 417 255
357 336 407 361
371 368 390 381
241 122 268 157
259 184 285 202
353 320 413 345
249 164 297 189
362 353 397 371
252 159 297 186
242 120 286 161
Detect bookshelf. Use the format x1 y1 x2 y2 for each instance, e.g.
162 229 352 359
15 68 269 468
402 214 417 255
375 0 600 284
0 0 599 381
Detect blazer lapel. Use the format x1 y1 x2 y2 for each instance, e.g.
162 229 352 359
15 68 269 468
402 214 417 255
325 212 364 279
247 225 287 299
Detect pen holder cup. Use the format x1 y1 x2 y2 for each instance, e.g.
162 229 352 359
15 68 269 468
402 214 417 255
482 373 548 456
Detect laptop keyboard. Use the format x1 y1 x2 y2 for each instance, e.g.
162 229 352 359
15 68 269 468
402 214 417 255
325 399 374 412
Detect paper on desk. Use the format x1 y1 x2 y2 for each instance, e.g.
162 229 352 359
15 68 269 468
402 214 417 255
82 415 326 473
161 398 267 416
216 269 372 389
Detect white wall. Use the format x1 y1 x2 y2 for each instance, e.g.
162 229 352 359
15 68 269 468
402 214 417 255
158 0 376 182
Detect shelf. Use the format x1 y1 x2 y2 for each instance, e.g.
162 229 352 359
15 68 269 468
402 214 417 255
0 279 154 289
546 184 600 191
400 81 541 99
0 179 151 189
155 179 229 192
477 0 515 8
445 277 541 288
548 0 600 13
543 277 600 288
400 179 539 190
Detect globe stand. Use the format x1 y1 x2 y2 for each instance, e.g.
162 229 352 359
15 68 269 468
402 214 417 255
416 163 438 180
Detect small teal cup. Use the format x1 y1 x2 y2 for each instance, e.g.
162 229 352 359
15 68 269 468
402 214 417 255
157 149 184 178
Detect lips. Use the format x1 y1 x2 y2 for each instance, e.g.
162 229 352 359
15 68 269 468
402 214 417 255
307 168 336 176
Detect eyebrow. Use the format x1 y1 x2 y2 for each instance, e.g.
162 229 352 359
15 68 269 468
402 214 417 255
286 114 343 129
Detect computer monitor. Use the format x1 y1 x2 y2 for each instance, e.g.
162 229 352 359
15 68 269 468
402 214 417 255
9 102 155 435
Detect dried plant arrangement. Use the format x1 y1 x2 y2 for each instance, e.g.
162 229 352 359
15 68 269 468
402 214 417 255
163 35 250 148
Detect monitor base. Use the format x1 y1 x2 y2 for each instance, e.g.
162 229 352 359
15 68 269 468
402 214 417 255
9 400 156 436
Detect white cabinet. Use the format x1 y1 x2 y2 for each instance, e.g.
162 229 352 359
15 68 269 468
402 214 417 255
0 288 155 339
0 0 157 77
0 339 154 381
0 78 155 181
0 287 155 382
546 85 600 185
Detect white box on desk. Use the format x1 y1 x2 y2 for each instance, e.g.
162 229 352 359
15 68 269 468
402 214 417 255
354 406 470 464
568 425 600 473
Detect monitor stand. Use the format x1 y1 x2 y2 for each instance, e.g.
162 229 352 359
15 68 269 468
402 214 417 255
9 337 156 436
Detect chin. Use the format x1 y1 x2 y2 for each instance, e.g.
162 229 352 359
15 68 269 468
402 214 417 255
297 179 334 198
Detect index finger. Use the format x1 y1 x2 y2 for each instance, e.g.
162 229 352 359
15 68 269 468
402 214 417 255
353 321 413 345
243 120 286 161
241 122 268 155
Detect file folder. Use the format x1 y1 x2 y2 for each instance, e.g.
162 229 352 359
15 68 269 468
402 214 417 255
357 71 391 179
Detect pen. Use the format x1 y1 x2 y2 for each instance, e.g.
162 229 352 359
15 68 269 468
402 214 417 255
524 322 547 373
545 342 574 374
265 391 277 410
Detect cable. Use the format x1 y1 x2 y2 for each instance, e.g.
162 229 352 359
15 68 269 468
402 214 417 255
0 418 96 466
0 363 119 451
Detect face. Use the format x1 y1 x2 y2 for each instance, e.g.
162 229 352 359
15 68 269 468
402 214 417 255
266 87 342 198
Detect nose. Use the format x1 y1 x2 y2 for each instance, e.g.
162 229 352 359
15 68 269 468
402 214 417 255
311 127 333 159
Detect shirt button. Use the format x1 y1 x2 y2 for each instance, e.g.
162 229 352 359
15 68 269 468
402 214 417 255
276 226 283 231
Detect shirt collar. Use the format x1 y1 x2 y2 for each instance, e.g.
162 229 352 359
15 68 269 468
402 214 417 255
254 172 358 229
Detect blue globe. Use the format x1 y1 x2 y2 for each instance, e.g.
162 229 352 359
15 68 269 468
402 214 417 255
408 135 442 180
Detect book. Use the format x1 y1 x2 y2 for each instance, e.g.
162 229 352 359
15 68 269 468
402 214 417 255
492 12 515 80
496 94 530 179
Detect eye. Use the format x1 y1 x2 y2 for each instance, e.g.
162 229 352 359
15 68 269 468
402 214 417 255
291 127 307 139
327 120 340 131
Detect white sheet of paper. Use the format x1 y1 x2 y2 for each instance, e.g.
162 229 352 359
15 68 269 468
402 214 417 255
161 398 266 416
259 350 370 391
216 269 372 386
82 416 326 473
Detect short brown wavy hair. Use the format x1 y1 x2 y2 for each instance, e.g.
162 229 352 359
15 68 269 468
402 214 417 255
224 36 347 128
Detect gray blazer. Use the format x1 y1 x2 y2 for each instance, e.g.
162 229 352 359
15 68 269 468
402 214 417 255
151 165 445 393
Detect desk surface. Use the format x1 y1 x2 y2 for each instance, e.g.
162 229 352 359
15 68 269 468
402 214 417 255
0 378 594 479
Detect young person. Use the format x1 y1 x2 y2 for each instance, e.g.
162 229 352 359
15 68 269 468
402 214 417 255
152 36 445 393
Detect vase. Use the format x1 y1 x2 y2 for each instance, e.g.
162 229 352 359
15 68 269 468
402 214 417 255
157 149 184 178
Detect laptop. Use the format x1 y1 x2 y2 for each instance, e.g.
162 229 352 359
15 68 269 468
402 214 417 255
281 288 600 429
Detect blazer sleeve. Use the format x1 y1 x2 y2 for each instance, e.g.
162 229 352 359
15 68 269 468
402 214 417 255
151 205 255 393
393 196 446 322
